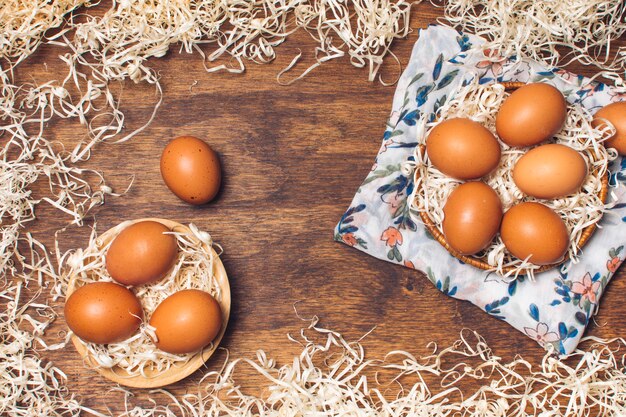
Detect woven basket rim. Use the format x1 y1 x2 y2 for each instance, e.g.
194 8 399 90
415 81 609 274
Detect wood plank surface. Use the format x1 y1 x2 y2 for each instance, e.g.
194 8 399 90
9 2 626 413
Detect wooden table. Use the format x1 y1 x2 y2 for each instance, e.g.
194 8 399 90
13 2 626 413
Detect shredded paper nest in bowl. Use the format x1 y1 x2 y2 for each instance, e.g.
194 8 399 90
410 80 616 280
59 222 223 378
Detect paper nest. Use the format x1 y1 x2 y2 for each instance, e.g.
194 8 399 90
61 223 223 378
409 80 616 280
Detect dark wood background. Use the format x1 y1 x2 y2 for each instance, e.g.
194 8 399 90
13 2 626 413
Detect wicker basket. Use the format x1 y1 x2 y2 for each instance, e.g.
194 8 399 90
415 82 609 274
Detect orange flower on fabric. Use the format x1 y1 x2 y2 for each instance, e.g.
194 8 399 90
381 227 403 247
571 273 601 304
342 233 358 247
607 257 621 273
476 49 506 76
404 260 415 269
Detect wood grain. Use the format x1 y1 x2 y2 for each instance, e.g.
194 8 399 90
9 2 626 413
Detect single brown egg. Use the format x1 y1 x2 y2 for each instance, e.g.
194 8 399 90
442 181 503 255
512 144 587 199
160 136 222 205
426 118 501 180
106 220 178 286
149 289 222 354
65 282 143 344
500 202 569 265
496 83 567 147
592 101 626 155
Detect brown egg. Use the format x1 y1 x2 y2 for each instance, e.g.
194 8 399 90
426 118 501 180
496 83 567 147
513 144 587 199
160 136 222 205
442 181 503 255
500 202 569 265
149 289 222 354
106 221 178 286
592 101 626 155
65 282 143 344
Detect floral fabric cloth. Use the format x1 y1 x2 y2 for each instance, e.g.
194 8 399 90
335 25 626 355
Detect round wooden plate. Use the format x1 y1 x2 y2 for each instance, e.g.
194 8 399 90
66 218 231 388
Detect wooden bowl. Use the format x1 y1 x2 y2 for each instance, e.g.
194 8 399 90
66 218 230 388
415 82 609 274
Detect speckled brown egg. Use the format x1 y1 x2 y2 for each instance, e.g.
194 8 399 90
426 118 501 180
149 289 222 354
496 83 567 147
442 181 503 255
592 101 626 155
65 282 143 344
512 144 587 199
500 202 569 265
106 221 178 286
160 136 222 205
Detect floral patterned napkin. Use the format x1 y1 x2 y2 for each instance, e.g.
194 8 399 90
335 25 626 354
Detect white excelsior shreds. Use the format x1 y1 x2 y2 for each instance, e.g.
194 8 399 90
439 0 626 88
0 282 83 416
0 0 89 64
0 0 121 403
0 70 127 280
409 79 615 279
101 316 626 416
283 0 414 83
54 0 417 84
58 222 223 378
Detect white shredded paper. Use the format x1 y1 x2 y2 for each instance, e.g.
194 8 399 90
0 283 83 416
439 0 626 88
110 316 626 416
